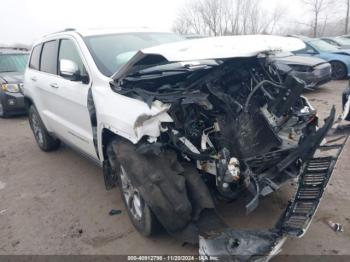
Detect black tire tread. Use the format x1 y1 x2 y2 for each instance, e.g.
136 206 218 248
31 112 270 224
331 61 348 80
106 139 161 237
28 105 60 152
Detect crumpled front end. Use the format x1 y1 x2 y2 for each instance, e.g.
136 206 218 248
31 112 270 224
110 52 348 260
199 108 348 261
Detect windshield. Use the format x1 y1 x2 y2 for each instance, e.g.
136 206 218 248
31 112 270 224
84 32 185 77
309 39 339 52
335 37 350 45
0 54 29 73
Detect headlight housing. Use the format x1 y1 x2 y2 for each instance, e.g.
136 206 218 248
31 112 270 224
1 83 20 93
289 64 313 73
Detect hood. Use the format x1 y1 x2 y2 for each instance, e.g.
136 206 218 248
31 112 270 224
0 72 24 84
112 35 305 81
273 55 327 67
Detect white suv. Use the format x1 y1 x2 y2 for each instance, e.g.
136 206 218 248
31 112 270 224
24 30 340 258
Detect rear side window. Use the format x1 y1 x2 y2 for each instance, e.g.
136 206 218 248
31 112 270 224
40 40 59 74
29 44 42 70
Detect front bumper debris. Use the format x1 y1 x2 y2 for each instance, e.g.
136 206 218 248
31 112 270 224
199 109 349 261
199 230 287 262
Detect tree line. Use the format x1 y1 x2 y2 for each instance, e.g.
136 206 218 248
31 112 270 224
172 0 350 37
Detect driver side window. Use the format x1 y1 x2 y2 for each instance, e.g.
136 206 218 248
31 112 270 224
58 39 87 77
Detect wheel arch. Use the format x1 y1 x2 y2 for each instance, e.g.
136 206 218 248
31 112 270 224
24 96 34 111
100 127 132 162
100 127 137 191
329 60 349 72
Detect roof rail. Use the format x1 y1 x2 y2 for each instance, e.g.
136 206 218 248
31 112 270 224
44 28 76 37
64 28 76 32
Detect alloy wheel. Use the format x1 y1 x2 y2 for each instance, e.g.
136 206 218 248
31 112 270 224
331 62 347 80
119 165 144 221
31 112 44 146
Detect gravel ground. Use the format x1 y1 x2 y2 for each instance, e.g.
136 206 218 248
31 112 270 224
0 80 349 260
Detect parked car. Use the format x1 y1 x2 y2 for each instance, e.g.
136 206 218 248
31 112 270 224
342 84 350 121
341 34 350 39
0 49 29 117
23 30 345 259
320 36 350 49
292 37 350 80
269 52 332 89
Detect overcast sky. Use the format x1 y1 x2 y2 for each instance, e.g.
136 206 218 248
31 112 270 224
1 0 306 45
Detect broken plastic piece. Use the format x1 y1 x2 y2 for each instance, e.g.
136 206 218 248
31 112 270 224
199 229 286 261
327 220 344 232
109 209 122 216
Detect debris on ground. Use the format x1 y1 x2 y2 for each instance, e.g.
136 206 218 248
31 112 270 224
109 209 122 216
326 220 344 232
11 240 20 247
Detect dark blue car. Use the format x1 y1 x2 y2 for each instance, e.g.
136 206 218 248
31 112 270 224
0 49 29 117
293 38 350 80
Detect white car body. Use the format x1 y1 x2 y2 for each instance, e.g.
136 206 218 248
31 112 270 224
24 29 346 259
23 30 305 165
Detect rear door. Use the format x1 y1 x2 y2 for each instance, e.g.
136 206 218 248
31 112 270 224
47 37 97 159
25 41 58 130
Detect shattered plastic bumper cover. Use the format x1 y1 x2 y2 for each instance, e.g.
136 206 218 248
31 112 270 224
199 108 349 261
199 230 287 262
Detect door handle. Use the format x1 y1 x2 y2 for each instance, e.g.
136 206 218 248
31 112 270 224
50 83 59 88
30 77 37 82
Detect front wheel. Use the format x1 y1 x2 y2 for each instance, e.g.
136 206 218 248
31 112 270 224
107 141 160 237
28 105 60 151
331 61 348 80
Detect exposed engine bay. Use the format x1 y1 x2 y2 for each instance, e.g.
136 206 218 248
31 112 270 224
112 55 319 212
107 51 347 260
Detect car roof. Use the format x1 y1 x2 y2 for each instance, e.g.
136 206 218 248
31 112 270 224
0 48 29 55
34 27 177 47
44 27 173 38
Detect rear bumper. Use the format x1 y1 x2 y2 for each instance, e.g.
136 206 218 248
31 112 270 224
0 91 26 115
199 108 349 261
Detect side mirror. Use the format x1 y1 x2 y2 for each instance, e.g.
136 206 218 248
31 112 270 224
306 49 317 55
59 59 80 81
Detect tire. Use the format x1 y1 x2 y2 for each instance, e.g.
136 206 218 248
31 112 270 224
28 105 60 151
331 61 348 80
0 100 7 118
107 140 160 237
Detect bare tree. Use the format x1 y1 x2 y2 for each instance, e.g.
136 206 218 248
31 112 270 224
345 0 350 34
301 0 331 37
172 1 207 35
172 0 285 36
268 5 287 34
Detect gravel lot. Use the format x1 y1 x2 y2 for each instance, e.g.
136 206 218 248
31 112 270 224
0 80 350 259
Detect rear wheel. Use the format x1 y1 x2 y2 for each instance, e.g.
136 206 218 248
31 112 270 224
107 141 160 237
28 105 60 151
331 61 347 80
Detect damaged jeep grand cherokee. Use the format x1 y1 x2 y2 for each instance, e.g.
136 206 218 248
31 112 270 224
23 30 348 260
